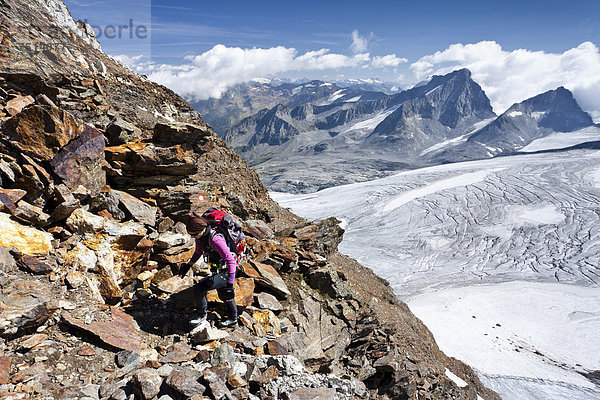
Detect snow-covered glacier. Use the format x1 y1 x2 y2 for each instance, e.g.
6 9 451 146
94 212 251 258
272 145 600 400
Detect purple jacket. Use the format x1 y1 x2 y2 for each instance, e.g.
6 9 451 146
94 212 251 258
190 233 237 284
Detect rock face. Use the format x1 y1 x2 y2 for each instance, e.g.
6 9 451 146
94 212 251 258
0 1 501 399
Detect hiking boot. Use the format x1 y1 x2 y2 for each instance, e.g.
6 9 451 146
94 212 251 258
189 313 207 327
217 317 238 329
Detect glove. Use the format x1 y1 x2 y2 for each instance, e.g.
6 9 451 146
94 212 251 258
222 284 235 301
178 262 192 277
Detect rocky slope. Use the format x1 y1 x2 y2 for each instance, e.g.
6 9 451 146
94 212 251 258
0 1 500 399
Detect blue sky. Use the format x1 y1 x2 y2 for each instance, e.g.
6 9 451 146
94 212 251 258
64 0 600 119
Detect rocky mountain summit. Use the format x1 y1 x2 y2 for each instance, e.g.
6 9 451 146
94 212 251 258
201 67 596 193
0 0 500 399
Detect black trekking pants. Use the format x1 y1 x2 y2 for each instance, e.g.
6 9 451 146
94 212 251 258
193 271 237 318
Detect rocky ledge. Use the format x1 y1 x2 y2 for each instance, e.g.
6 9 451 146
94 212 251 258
0 0 500 399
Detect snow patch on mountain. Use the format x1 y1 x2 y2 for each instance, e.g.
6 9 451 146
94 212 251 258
520 126 600 153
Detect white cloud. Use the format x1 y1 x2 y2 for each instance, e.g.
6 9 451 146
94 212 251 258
139 44 406 100
409 41 600 121
371 54 408 69
350 29 369 54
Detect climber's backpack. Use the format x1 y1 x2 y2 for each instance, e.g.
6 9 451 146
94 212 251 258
202 207 246 262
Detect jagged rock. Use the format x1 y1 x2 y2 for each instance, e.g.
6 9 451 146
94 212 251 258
89 188 126 220
78 384 100 400
62 307 141 352
11 201 50 227
250 261 290 298
16 255 52 274
2 104 84 160
228 374 247 388
0 247 16 274
190 320 229 344
99 377 130 400
115 190 157 226
252 310 281 337
211 344 235 367
103 219 147 239
0 189 25 211
19 333 47 350
294 225 318 241
0 213 53 255
0 279 57 337
65 242 97 271
266 341 288 356
66 208 105 234
203 369 234 400
256 292 283 311
153 122 211 145
10 361 49 384
249 364 279 385
160 342 198 364
305 265 350 299
154 246 195 264
106 118 142 145
207 277 255 307
133 368 163 400
5 95 34 116
50 125 106 195
157 275 194 294
154 231 189 249
65 270 86 288
243 220 273 240
165 367 206 398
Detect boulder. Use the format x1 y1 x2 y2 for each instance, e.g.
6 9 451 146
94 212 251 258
154 231 190 249
105 118 142 145
134 369 163 400
5 95 34 116
0 279 57 337
89 188 126 220
0 354 11 384
284 387 337 400
202 369 233 400
266 341 288 356
156 275 194 294
0 213 53 255
115 190 157 227
0 247 16 274
153 122 211 145
257 292 283 311
12 201 51 227
211 344 235 367
50 125 106 195
3 104 84 161
65 242 97 272
207 277 255 307
252 310 281 337
62 307 141 352
66 208 105 234
159 342 198 364
190 320 229 344
243 220 273 240
16 255 53 275
251 261 290 298
165 367 206 398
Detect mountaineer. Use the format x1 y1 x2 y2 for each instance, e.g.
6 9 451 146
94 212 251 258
178 208 245 329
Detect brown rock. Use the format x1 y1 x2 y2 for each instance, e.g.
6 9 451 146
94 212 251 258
157 275 194 294
153 122 211 145
11 362 48 384
0 279 57 337
256 292 283 311
12 201 51 227
0 354 11 384
250 365 279 385
62 307 141 352
228 373 247 388
0 188 26 204
0 193 17 214
17 255 53 274
0 247 16 274
294 225 319 241
77 344 96 356
251 261 290 298
243 220 273 240
105 118 142 145
266 340 288 356
20 333 48 350
280 237 298 247
115 190 157 226
165 368 206 397
154 247 195 264
50 125 106 195
3 104 84 160
159 342 198 364
65 270 86 288
6 95 34 116
207 277 255 307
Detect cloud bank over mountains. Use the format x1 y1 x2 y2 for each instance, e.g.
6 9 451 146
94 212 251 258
412 41 600 121
116 39 600 120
